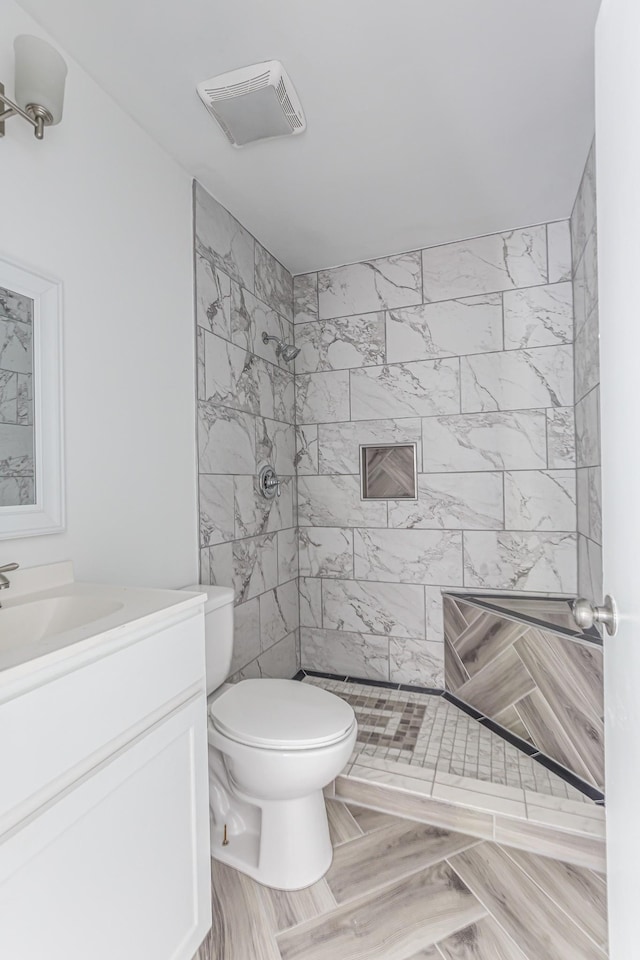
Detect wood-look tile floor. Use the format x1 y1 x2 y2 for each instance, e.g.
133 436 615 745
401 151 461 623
195 800 608 960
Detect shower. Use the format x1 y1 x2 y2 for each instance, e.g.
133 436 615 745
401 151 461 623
261 332 300 363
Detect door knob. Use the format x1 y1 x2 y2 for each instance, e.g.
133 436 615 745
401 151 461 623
572 595 618 636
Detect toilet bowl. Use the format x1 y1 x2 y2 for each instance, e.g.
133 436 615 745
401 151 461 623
182 584 357 890
208 679 356 889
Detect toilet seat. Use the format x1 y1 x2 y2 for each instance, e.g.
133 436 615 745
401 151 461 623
209 679 355 750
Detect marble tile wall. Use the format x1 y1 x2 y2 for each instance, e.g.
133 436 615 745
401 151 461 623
294 223 577 687
571 142 603 601
195 182 299 681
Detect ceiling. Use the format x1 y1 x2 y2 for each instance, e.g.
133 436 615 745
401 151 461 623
18 0 602 274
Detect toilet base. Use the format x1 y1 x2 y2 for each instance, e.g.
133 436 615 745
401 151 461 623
210 788 333 890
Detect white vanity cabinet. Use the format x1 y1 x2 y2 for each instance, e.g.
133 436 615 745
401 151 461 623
0 589 211 960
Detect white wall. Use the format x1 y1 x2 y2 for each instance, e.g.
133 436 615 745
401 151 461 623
0 2 198 588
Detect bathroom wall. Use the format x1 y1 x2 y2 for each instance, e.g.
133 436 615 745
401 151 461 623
571 143 602 601
194 183 299 680
0 2 197 587
294 223 577 686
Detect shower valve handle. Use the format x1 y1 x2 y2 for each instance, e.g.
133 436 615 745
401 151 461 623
259 465 281 499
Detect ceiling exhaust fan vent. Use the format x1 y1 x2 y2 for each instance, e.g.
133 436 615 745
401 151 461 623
197 60 306 147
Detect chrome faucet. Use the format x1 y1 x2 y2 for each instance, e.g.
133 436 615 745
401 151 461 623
0 562 19 590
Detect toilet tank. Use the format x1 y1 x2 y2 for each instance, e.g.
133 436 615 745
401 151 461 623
182 585 235 695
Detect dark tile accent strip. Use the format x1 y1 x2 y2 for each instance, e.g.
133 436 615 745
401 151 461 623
442 690 485 721
399 684 445 696
307 672 447 696
346 676 402 690
532 752 605 804
479 717 539 757
294 671 605 804
298 669 349 682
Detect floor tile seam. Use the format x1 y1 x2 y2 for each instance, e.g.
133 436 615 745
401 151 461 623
233 882 285 956
499 802 605 843
265 883 338 935
496 843 608 955
433 769 526 803
352 749 438 780
326 836 486 911
429 917 532 960
345 764 534 822
342 767 605 844
280 892 340 936
444 851 541 960
273 848 483 945
518 807 606 840
353 753 436 786
330 825 366 847
335 783 491 837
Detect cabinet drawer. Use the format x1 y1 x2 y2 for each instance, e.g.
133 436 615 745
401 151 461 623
0 608 205 831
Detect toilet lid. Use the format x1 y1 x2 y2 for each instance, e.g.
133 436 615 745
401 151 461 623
209 679 356 750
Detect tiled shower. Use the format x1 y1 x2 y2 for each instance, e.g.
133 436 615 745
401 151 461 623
294 220 576 686
195 142 601 696
194 138 607 960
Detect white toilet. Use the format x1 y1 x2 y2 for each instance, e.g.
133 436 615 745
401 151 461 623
184 584 357 891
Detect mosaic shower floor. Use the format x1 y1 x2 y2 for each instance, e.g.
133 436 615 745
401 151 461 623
303 675 606 864
304 676 591 803
305 675 589 800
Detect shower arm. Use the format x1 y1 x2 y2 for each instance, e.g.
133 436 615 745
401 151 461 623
262 332 282 354
261 330 299 363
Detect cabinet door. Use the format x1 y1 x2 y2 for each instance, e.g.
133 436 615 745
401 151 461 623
0 696 211 960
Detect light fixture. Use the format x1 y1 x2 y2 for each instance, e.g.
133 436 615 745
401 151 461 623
0 35 67 141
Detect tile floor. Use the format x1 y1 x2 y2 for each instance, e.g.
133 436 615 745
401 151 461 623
195 799 608 960
304 675 591 801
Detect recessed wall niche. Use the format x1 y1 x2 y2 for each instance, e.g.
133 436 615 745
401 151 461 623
360 443 418 500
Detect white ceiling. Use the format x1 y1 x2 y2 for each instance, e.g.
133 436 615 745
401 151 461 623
19 0 601 274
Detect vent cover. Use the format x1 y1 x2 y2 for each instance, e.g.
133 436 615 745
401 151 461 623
197 60 306 147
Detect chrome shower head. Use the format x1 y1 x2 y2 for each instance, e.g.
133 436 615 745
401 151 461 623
261 331 300 363
280 342 300 362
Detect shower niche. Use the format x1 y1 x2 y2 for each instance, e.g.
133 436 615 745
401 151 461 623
360 443 418 500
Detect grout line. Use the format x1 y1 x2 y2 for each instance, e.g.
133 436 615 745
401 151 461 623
292 338 573 378
309 221 552 291
545 222 550 285
498 843 608 952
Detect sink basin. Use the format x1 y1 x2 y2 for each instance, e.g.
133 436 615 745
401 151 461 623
0 562 206 688
1 595 124 648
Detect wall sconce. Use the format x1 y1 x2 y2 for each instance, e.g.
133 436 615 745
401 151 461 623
0 35 67 141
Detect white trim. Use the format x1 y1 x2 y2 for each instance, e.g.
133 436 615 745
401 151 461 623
0 255 64 539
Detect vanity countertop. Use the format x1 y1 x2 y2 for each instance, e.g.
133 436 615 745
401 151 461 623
0 561 205 696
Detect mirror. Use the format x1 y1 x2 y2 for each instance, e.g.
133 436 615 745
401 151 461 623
0 282 35 506
0 255 63 539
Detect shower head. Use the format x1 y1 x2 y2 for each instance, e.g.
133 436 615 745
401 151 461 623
281 342 301 362
261 331 300 363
